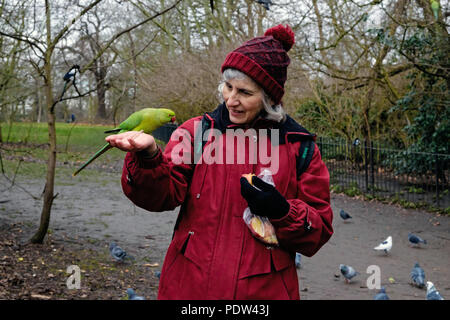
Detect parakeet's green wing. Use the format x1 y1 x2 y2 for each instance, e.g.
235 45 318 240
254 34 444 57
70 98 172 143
118 110 145 132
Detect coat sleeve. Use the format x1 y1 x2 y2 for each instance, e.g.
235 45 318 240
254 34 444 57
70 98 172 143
270 145 334 257
120 119 197 212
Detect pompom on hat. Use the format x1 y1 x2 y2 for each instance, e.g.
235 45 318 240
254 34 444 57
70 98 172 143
221 24 295 104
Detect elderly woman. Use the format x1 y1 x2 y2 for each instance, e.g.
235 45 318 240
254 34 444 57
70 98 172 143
106 25 333 300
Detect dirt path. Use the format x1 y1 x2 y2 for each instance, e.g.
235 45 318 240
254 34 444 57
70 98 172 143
1 169 448 300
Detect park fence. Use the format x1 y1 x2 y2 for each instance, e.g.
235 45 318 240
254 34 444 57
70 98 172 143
153 124 449 210
317 137 449 210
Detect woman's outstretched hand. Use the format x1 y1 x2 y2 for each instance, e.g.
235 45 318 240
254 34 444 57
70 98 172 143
105 131 157 154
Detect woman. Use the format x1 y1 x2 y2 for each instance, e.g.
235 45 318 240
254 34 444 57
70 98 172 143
106 25 333 300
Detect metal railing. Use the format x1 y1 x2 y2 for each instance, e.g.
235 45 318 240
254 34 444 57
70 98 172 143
317 137 449 210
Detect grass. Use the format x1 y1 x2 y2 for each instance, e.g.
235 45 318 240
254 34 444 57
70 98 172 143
0 122 133 180
1 121 166 164
2 121 112 149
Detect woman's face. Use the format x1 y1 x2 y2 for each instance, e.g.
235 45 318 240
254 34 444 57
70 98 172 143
222 77 264 125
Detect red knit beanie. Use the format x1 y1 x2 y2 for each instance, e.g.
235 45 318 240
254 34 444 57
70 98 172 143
221 24 295 105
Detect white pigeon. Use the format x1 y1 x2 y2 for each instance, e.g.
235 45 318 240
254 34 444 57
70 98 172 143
426 281 444 300
374 236 392 254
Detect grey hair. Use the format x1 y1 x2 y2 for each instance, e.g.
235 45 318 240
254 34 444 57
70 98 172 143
218 69 286 123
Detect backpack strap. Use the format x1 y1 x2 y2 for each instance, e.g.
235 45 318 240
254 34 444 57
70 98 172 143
296 138 315 179
193 116 211 163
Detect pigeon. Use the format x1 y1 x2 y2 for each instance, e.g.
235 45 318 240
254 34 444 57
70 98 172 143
109 242 134 262
374 236 392 254
339 209 352 221
408 233 427 246
339 264 360 283
126 288 145 300
410 262 426 288
295 253 302 269
154 271 161 279
374 287 389 300
426 281 444 300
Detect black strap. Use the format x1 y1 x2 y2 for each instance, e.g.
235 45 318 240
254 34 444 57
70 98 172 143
296 139 315 178
193 116 211 162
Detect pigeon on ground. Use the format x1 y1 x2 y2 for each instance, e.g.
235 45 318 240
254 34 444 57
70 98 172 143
295 253 302 269
408 233 427 246
154 271 161 279
374 287 389 300
339 264 360 283
426 281 444 300
339 209 352 221
410 262 426 288
374 236 392 254
109 242 134 262
126 288 145 300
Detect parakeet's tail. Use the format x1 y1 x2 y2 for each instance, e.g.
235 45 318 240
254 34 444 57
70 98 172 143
104 128 121 134
72 143 113 176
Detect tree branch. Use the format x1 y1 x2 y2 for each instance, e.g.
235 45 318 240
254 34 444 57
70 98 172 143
80 0 183 75
0 31 45 55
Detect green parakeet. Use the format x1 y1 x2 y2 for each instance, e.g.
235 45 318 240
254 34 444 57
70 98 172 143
430 0 439 20
72 108 176 176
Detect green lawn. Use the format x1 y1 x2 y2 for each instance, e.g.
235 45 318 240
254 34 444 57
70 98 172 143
2 122 116 152
0 122 129 177
1 121 168 178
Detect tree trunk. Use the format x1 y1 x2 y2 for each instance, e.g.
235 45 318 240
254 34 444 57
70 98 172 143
94 58 107 121
30 0 57 244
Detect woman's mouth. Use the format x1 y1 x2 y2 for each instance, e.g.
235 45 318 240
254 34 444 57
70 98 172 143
229 109 244 117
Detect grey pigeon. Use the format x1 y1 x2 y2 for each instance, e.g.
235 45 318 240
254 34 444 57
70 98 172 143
410 262 426 288
154 271 161 279
109 242 134 262
408 233 427 246
374 287 389 300
426 281 444 300
339 264 360 283
295 253 302 269
126 288 145 300
339 209 352 221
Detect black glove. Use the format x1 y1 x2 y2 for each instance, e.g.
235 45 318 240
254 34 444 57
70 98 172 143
240 175 290 219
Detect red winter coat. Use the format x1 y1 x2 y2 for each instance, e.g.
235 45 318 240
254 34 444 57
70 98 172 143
121 103 333 300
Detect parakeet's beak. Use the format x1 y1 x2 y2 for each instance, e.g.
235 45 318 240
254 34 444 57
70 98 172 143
171 116 176 123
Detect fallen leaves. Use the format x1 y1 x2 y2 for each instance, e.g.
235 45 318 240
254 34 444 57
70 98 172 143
0 222 159 300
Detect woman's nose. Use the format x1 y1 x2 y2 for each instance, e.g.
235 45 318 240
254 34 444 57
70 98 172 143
227 91 239 106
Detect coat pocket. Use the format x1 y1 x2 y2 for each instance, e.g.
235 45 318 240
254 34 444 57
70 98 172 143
237 233 294 279
235 245 296 300
159 230 204 299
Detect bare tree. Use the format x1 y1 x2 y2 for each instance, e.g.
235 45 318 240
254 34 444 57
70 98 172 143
1 0 182 244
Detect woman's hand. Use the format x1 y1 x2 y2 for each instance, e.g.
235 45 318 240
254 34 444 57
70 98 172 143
105 131 157 154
